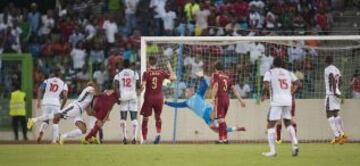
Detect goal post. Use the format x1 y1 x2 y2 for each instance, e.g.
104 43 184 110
140 36 360 142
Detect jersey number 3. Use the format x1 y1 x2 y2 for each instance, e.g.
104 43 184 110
49 83 59 92
278 79 289 89
151 77 158 89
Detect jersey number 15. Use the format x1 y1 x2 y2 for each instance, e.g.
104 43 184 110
278 79 289 89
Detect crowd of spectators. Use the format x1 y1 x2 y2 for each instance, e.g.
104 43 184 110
0 0 355 98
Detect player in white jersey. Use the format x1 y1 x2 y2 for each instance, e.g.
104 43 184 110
27 69 68 143
53 81 98 144
324 56 348 144
114 60 140 144
261 57 299 157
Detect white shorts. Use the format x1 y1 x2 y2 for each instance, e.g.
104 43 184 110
60 102 84 124
268 106 292 121
119 99 138 112
41 104 60 121
325 95 341 111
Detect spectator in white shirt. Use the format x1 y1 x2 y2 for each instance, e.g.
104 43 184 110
150 0 167 35
161 6 177 35
85 20 96 41
260 54 274 76
70 42 87 71
249 42 265 64
102 16 118 44
194 3 210 34
89 44 105 64
93 65 108 90
39 10 54 36
68 26 85 48
125 0 139 36
287 46 305 63
249 0 265 9
249 9 262 29
265 9 277 30
235 80 251 98
190 54 203 78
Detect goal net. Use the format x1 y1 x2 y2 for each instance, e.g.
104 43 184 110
140 36 360 143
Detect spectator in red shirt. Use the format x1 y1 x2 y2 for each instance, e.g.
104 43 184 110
234 0 249 18
315 10 329 35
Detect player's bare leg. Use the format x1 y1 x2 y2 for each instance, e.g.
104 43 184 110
284 119 299 157
262 120 277 157
275 122 282 144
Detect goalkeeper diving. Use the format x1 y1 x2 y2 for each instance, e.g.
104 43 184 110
165 70 246 134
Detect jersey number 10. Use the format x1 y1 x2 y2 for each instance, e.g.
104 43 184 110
50 83 59 92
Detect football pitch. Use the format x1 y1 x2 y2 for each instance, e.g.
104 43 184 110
0 143 359 166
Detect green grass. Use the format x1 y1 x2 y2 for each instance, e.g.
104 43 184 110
0 143 360 166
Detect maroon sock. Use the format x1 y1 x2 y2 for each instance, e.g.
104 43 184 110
276 124 282 141
155 119 161 134
142 118 148 140
218 122 225 141
223 122 228 140
85 125 100 140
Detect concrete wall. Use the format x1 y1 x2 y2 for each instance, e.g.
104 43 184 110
1 99 360 142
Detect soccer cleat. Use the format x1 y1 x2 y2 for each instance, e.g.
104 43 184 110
59 135 65 145
339 134 349 144
123 138 128 144
154 135 161 144
81 138 89 144
223 140 229 144
91 137 100 144
262 152 277 157
140 140 147 144
51 140 58 144
292 147 299 157
131 139 136 144
276 139 282 144
236 127 246 132
27 118 34 129
37 132 44 143
330 137 341 144
215 140 224 144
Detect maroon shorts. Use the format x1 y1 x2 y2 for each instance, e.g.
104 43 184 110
94 109 110 121
140 95 164 117
216 96 230 119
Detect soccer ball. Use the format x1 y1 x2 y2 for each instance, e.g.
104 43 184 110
163 79 171 87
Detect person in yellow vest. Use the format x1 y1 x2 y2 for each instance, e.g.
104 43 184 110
9 83 28 141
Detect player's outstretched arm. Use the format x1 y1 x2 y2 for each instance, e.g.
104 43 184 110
165 100 188 108
167 61 177 81
231 85 246 107
261 81 270 102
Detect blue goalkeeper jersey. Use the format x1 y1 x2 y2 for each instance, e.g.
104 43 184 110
165 76 214 125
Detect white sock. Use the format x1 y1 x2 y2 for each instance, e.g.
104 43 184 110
120 120 127 139
328 117 340 137
63 129 83 139
335 116 345 135
287 125 298 148
52 124 59 142
39 122 49 133
267 128 276 153
131 120 138 140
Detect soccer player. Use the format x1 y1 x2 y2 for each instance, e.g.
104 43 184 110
324 56 348 144
262 57 299 157
140 56 176 144
114 60 140 144
83 89 119 144
165 71 246 134
53 81 98 144
211 62 246 144
27 69 68 143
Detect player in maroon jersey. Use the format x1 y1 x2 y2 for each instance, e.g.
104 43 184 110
82 89 119 144
140 56 176 144
211 62 246 144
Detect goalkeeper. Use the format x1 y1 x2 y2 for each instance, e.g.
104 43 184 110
165 71 246 134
